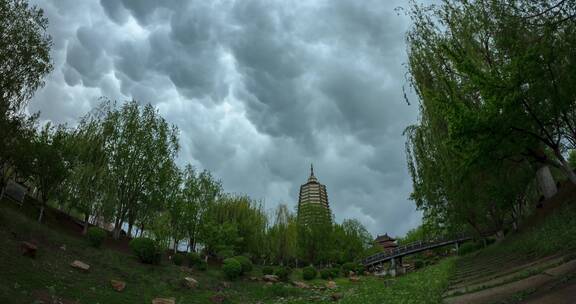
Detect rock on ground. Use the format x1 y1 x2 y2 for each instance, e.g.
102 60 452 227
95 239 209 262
70 260 90 272
326 281 337 289
20 241 37 258
263 274 279 283
183 277 198 289
152 298 175 304
110 279 126 292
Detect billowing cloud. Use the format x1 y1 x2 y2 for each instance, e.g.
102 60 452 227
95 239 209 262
29 0 422 236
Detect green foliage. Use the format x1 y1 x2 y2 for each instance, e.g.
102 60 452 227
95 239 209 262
274 266 291 281
459 242 483 256
233 255 253 274
342 262 358 276
196 260 208 271
262 266 274 275
222 258 242 280
403 0 576 235
187 252 202 267
320 268 332 280
302 266 317 280
172 254 184 266
129 237 161 264
0 0 53 113
86 227 106 248
414 260 424 269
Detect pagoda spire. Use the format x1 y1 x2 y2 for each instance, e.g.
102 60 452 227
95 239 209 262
310 163 314 176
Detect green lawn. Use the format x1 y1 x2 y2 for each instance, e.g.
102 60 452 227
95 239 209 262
0 199 456 304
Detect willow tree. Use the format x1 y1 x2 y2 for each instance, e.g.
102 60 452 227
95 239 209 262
403 0 576 233
100 100 179 239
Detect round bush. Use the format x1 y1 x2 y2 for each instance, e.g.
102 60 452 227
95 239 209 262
129 237 161 264
196 259 208 271
302 266 317 280
320 269 332 280
330 268 341 278
233 255 253 274
342 262 356 276
222 258 242 280
172 253 184 266
274 266 291 281
262 266 274 275
86 227 107 248
187 252 202 267
355 264 365 274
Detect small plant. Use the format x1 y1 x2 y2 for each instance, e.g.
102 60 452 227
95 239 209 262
302 266 317 280
320 268 332 280
414 259 425 269
262 266 274 275
196 259 208 271
274 266 291 281
233 255 253 274
172 253 184 266
222 258 242 280
187 252 202 267
86 227 107 248
129 237 161 264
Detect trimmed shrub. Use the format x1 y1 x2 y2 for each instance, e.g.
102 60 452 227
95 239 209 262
320 269 332 280
129 237 161 264
262 266 274 275
216 249 235 260
302 266 317 280
233 256 253 274
196 260 208 271
342 262 356 276
330 268 341 278
222 258 242 280
274 266 291 281
414 259 424 269
355 264 365 274
172 253 184 266
86 227 106 248
187 252 202 267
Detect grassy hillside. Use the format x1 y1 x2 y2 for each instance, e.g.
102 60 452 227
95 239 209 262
0 199 454 304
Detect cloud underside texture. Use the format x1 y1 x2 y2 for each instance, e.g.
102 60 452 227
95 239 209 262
29 0 421 236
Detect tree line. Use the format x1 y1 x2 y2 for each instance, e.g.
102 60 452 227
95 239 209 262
405 0 576 238
0 0 375 267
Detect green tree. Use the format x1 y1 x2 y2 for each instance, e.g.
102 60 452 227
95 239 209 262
0 0 52 197
29 123 70 222
100 100 179 239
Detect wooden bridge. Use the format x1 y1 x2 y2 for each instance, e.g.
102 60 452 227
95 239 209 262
363 234 472 269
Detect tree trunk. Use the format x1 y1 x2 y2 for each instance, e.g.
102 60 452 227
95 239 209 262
173 238 178 253
536 165 557 199
127 222 133 238
38 205 45 223
113 218 122 239
0 185 5 201
82 213 90 235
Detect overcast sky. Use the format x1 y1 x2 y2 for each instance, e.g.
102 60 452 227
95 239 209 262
29 0 424 237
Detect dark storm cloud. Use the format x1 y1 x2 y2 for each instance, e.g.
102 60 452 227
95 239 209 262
29 0 422 236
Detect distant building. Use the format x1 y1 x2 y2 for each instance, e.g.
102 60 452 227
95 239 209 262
297 164 331 225
375 234 398 251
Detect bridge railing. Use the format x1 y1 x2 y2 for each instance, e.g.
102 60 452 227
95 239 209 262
363 233 471 265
